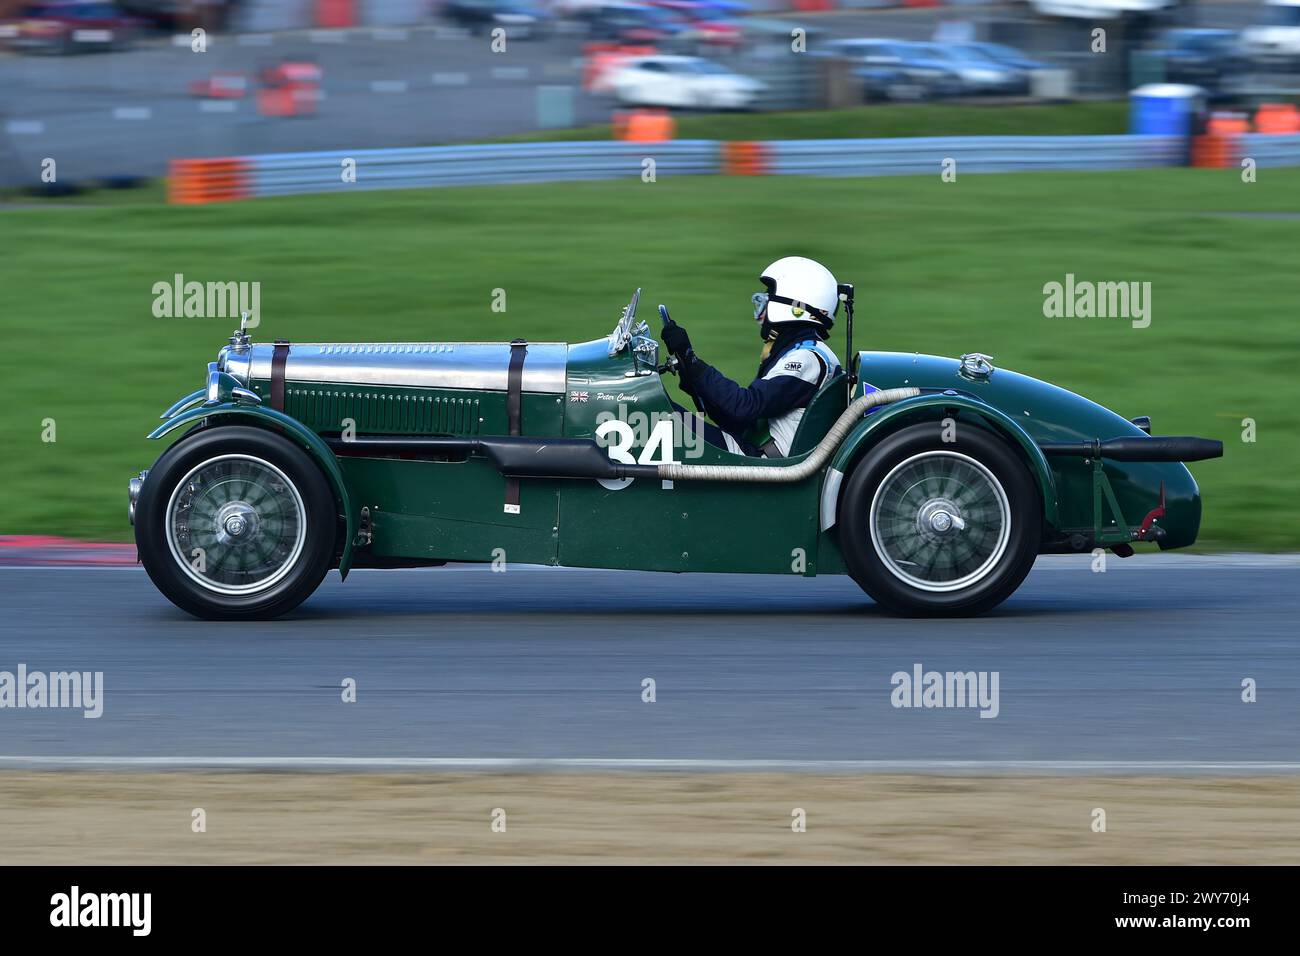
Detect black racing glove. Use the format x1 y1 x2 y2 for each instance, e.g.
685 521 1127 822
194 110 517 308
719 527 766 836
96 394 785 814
660 318 692 361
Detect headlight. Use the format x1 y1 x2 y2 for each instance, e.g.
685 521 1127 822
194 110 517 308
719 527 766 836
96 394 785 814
206 363 224 404
128 470 148 526
204 363 261 407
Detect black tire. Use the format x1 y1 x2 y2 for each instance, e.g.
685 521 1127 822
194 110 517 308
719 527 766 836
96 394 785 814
135 426 338 620
839 422 1040 616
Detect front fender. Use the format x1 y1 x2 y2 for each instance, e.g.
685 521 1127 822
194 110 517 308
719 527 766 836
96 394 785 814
148 403 358 578
821 394 1060 531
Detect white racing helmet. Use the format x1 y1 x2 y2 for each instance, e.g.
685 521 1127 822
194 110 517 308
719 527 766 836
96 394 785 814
753 256 839 341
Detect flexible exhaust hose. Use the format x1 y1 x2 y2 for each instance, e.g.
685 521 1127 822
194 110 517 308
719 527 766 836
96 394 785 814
658 386 921 483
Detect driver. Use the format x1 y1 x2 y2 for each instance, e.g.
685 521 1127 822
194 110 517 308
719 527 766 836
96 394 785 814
661 256 851 458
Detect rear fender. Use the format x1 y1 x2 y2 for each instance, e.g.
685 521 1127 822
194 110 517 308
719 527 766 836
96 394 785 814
148 404 358 578
820 394 1060 532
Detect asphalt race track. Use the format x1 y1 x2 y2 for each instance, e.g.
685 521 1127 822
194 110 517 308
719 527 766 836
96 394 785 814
0 555 1295 770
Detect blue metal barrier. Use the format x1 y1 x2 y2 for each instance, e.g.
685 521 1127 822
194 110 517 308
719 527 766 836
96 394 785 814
185 133 1300 201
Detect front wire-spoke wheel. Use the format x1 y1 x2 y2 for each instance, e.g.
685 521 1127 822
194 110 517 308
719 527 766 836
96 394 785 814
166 455 307 596
136 426 337 620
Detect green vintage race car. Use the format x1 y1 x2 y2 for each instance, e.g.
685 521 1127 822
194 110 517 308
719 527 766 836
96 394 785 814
129 290 1222 620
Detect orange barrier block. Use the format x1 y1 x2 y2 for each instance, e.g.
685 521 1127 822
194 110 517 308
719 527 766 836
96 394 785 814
623 109 675 142
722 141 770 175
257 85 321 117
1191 133 1238 169
168 158 251 205
1206 112 1250 136
257 61 322 117
1255 102 1300 135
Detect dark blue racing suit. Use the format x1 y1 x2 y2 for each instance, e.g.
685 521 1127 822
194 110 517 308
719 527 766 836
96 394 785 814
678 326 857 458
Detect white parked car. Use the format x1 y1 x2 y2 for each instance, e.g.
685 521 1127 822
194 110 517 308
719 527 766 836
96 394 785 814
1242 0 1300 61
607 55 765 109
1028 0 1178 19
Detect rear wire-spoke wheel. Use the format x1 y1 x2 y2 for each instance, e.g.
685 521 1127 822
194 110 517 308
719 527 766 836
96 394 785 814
870 452 1011 593
136 426 337 620
840 423 1040 616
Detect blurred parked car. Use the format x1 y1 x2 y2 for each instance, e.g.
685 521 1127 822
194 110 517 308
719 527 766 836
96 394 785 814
114 0 184 30
694 0 750 13
579 2 683 43
441 0 549 38
649 0 741 49
1147 29 1246 89
1 2 144 53
607 54 764 108
956 42 1051 73
553 0 607 11
823 38 962 101
1242 0 1300 64
910 42 1027 95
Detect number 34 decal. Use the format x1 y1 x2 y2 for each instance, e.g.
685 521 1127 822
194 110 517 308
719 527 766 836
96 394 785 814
596 419 677 491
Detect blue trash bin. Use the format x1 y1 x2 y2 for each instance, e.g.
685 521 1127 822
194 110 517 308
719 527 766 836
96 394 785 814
1129 83 1207 137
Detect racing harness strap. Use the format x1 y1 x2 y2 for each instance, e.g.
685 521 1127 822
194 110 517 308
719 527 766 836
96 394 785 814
270 340 291 412
503 339 527 514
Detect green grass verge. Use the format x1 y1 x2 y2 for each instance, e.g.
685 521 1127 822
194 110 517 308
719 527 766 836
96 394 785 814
2 166 1297 548
488 101 1130 143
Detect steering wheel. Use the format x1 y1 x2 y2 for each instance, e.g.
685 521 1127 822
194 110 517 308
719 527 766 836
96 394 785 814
658 304 705 414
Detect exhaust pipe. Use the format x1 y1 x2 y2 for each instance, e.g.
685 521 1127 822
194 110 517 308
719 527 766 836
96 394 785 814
657 387 920 483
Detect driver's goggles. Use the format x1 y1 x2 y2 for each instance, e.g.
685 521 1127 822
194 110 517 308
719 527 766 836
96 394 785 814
751 292 834 324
